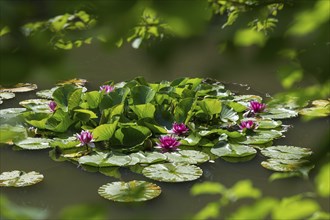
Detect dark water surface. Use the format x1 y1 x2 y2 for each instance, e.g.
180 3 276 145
1 82 329 220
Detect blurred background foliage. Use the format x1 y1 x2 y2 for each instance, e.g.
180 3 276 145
1 0 329 99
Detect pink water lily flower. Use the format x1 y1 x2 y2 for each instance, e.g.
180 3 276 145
249 101 266 113
77 130 95 148
239 120 257 131
156 136 181 152
170 122 189 135
100 85 114 93
48 101 57 112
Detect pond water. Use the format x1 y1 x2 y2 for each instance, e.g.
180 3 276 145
1 81 329 219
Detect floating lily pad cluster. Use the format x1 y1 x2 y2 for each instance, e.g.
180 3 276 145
0 77 320 201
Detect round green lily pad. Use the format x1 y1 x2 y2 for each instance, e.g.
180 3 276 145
19 99 51 113
165 150 210 164
78 152 132 167
36 87 59 99
260 145 312 160
0 92 15 103
129 151 167 164
211 142 257 158
0 108 26 120
261 108 298 119
261 159 311 172
98 180 161 202
0 170 44 187
142 163 203 182
14 137 52 150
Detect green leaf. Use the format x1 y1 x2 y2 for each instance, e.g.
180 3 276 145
227 198 278 220
35 87 58 99
229 179 261 200
142 163 203 182
261 159 311 172
0 92 15 102
23 112 50 129
14 137 52 150
99 88 130 110
181 133 202 146
165 150 210 164
130 103 156 119
198 99 222 115
315 162 330 197
0 108 26 121
0 124 27 144
211 142 257 158
260 145 312 160
192 202 220 220
0 170 44 187
261 108 298 119
234 29 266 47
53 85 82 111
129 151 167 164
45 109 73 132
131 85 156 104
58 203 108 220
238 130 283 145
174 98 195 123
93 122 118 141
219 105 239 122
110 125 152 148
19 99 51 113
78 152 132 167
98 180 161 202
256 119 282 129
272 195 320 220
81 91 101 109
49 137 79 149
191 181 226 196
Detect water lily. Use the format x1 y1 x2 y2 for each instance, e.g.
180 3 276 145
170 122 189 135
239 120 257 131
100 85 114 93
77 130 95 148
156 136 181 152
48 101 57 112
249 101 266 113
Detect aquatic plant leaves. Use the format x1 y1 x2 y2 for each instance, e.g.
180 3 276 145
0 108 26 121
14 137 52 150
56 78 87 86
315 162 330 197
261 108 298 119
260 145 312 160
0 83 37 93
130 103 156 119
110 125 152 148
198 99 222 115
219 105 239 123
174 98 195 123
211 142 257 158
93 123 117 141
36 87 58 99
129 151 167 164
238 130 283 145
257 119 282 129
142 163 203 182
53 84 82 111
0 124 27 144
0 92 15 104
98 180 161 202
299 99 330 119
49 137 80 149
261 159 311 172
19 99 51 113
0 170 43 187
165 150 210 164
78 152 132 167
131 85 156 104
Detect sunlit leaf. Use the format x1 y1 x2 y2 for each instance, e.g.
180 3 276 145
93 123 117 141
129 151 167 164
0 124 27 144
19 99 51 113
0 83 37 93
14 137 52 150
229 179 261 200
261 158 311 172
0 92 15 103
0 170 44 187
98 180 161 202
315 162 330 197
142 163 203 182
211 142 257 158
165 150 210 164
58 203 108 220
56 78 87 86
260 145 312 160
191 181 226 195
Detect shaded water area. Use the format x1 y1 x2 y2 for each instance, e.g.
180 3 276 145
1 79 329 219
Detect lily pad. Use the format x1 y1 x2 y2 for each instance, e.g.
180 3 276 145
78 152 132 167
261 108 298 119
36 87 59 99
19 99 52 113
261 159 311 172
256 119 282 129
56 78 87 86
0 83 37 93
98 180 161 202
129 151 167 164
260 145 312 160
0 108 26 120
165 150 210 164
238 130 283 145
142 163 203 182
14 137 52 150
211 142 257 158
0 124 27 144
0 92 15 104
0 170 44 187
